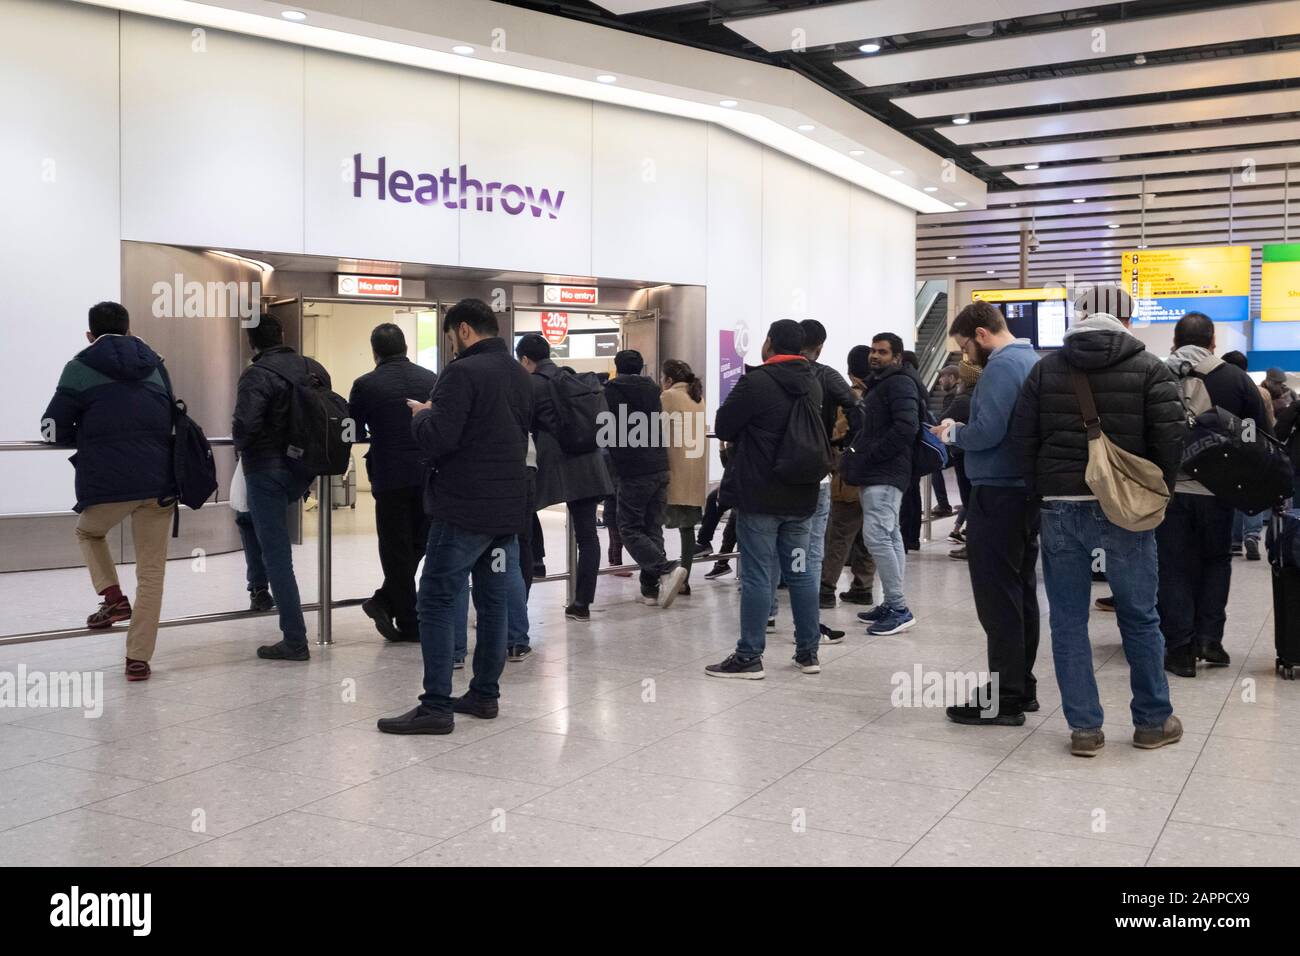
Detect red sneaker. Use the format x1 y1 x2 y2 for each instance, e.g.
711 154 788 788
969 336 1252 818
87 596 131 629
125 658 151 682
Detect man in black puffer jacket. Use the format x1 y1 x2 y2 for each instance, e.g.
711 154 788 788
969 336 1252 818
706 320 825 680
42 301 176 682
379 298 533 736
603 350 689 609
1011 286 1186 757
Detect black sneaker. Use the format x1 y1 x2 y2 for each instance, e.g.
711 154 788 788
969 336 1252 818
945 701 1026 726
564 603 590 622
1230 543 1244 558
257 641 309 661
819 590 837 610
452 656 465 670
1197 641 1231 666
819 623 845 644
362 598 403 642
1245 538 1261 561
533 561 547 578
948 528 965 544
640 588 659 606
928 505 954 518
507 644 532 662
377 706 454 735
766 617 777 631
694 541 713 557
452 693 499 719
839 588 873 606
1095 595 1116 612
249 587 275 612
792 650 821 674
1165 643 1197 678
679 583 692 597
704 653 765 680
703 561 732 580
948 546 967 560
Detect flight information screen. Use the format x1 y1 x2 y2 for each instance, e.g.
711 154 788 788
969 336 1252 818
971 289 1070 349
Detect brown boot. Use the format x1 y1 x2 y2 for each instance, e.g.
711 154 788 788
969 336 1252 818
125 658 151 682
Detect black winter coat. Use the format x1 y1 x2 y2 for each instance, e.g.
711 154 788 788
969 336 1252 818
850 363 925 492
715 357 823 517
603 374 669 479
348 355 439 493
412 337 533 536
527 359 613 508
809 360 861 441
1011 328 1185 497
42 334 175 512
233 346 334 475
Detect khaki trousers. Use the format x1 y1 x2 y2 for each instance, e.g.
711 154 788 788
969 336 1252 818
75 498 173 661
822 497 876 594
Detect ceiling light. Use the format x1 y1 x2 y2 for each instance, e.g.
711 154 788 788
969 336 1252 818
719 99 738 108
967 26 994 38
1134 54 1147 65
452 45 475 56
796 123 816 132
986 269 996 274
947 255 957 260
596 74 618 84
923 186 939 193
1102 155 1119 162
952 114 971 125
1072 198 1086 203
859 42 882 53
954 201 968 207
1009 203 1018 208
1023 163 1040 170
889 169 906 176
281 10 306 20
848 149 865 156
1107 223 1120 229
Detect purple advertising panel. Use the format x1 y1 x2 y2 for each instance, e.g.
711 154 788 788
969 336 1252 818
719 329 744 404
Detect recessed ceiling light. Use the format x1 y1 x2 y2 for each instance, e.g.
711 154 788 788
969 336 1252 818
954 201 968 207
796 123 816 132
986 269 996 274
1107 223 1120 229
452 45 475 55
1072 197 1086 203
1009 203 1018 208
889 169 906 176
923 186 939 192
947 255 957 260
1133 54 1147 65
596 74 618 84
967 26 994 38
1023 163 1040 170
719 99 738 108
859 42 882 53
952 114 971 125
281 9 306 20
848 149 865 156
1102 155 1120 162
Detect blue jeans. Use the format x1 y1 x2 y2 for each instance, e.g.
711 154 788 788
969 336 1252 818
453 544 530 659
417 520 516 714
737 510 819 658
769 484 830 620
1039 499 1173 732
1232 509 1264 546
859 484 906 609
234 510 267 591
243 467 313 649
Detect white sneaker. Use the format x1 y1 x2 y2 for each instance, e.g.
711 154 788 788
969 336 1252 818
658 566 689 609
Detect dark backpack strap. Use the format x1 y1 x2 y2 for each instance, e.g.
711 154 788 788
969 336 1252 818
1069 368 1102 440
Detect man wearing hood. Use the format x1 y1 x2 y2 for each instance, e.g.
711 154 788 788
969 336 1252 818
604 349 689 609
1011 286 1186 757
1157 311 1270 678
42 302 177 682
706 320 824 679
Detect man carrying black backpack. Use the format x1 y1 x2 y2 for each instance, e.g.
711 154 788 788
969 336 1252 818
705 320 827 680
515 333 612 625
233 312 334 662
1158 311 1271 677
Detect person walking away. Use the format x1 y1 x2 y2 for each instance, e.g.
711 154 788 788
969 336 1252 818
660 359 708 596
603 349 689 607
42 301 176 682
821 345 877 608
935 302 1041 726
1157 312 1271 677
233 312 332 662
1011 286 1186 756
349 323 439 643
705 320 827 678
378 298 533 735
514 333 613 624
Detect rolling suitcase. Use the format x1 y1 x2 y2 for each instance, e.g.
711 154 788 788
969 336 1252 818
1266 510 1300 680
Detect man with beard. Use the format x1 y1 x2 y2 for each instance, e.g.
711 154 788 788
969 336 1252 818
934 301 1041 725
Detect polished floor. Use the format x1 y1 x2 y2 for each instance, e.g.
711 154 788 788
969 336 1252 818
0 514 1298 867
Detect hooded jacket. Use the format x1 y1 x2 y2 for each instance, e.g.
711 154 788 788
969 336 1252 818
603 373 669 479
42 334 175 512
1011 315 1185 498
851 362 925 492
715 355 823 516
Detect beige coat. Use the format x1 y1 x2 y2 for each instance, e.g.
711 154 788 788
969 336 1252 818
661 382 708 507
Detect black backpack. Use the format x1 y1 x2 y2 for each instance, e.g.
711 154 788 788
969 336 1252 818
266 358 354 476
767 371 831 485
170 398 218 511
548 368 606 455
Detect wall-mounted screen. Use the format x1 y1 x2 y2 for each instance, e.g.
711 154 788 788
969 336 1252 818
1263 243 1300 323
971 287 1069 349
1121 245 1250 323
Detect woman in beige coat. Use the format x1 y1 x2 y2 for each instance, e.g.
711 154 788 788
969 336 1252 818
661 359 707 593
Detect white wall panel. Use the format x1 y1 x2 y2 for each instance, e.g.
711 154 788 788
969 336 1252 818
304 50 460 265
0 0 119 513
459 81 592 276
804 169 853 371
120 15 304 252
851 189 917 351
761 149 813 329
591 103 708 284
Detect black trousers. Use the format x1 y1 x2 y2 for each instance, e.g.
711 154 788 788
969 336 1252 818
930 467 951 509
966 484 1041 706
373 485 431 636
901 479 921 548
698 488 725 545
519 478 537 593
567 496 602 607
1156 492 1234 651
616 471 672 588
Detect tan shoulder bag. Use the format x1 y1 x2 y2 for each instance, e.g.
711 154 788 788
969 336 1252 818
1070 369 1170 532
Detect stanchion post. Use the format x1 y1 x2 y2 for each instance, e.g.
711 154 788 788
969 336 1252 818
921 474 933 544
565 508 577 606
317 476 333 646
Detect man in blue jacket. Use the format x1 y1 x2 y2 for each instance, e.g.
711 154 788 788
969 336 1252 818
42 301 176 682
934 301 1041 725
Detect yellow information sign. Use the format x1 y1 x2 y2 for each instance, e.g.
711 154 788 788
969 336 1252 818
1120 245 1250 322
972 287 1066 303
1262 244 1300 323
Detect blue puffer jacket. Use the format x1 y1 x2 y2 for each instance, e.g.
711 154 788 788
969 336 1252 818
42 334 175 512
